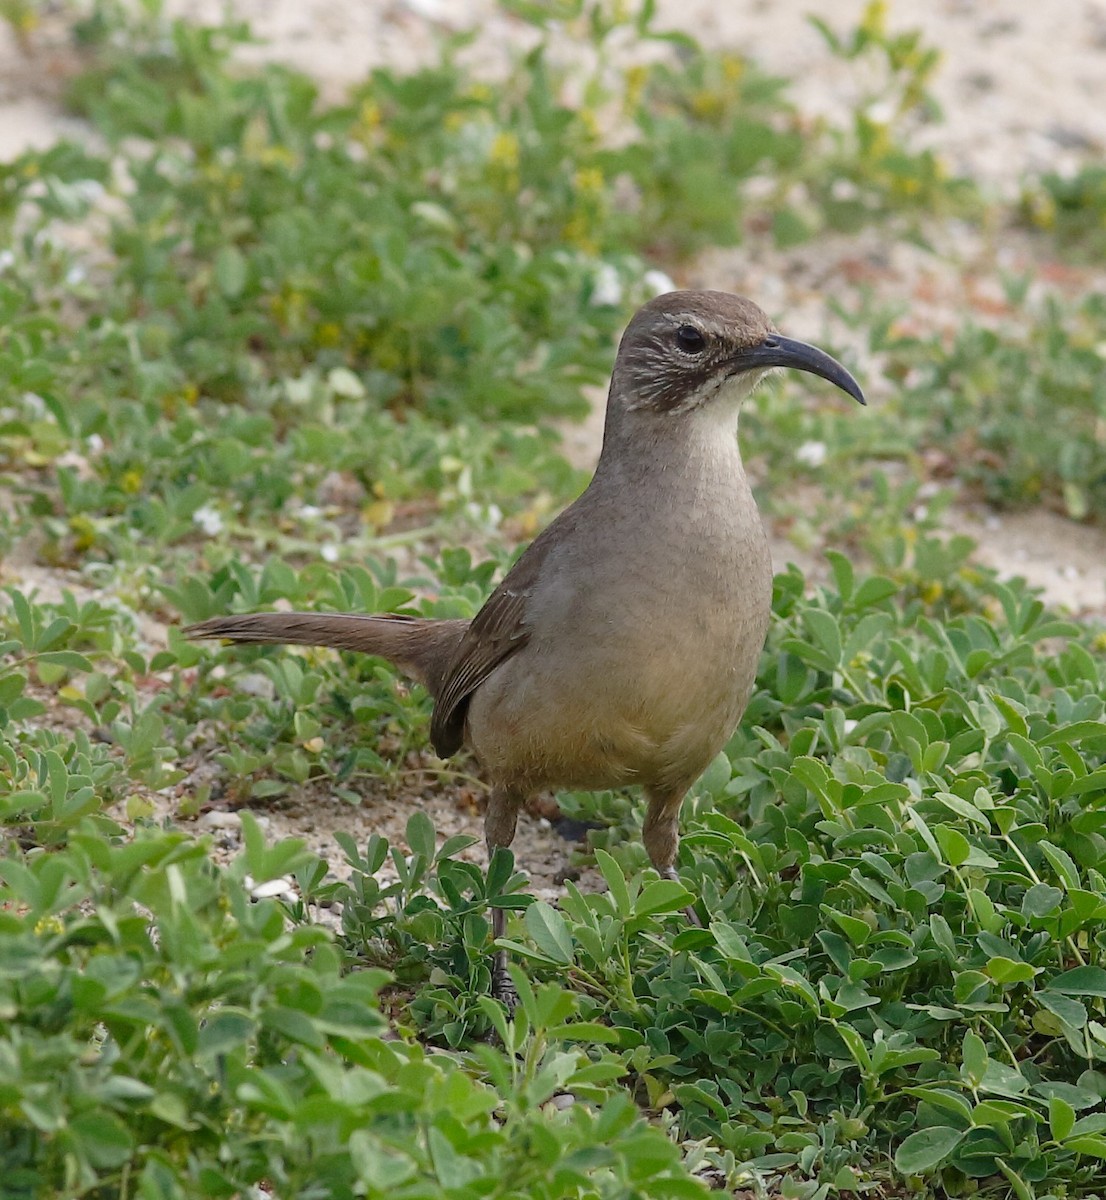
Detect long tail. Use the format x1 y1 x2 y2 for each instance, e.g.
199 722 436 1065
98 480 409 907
184 611 468 697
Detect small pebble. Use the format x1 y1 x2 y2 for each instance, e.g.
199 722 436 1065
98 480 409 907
198 810 241 830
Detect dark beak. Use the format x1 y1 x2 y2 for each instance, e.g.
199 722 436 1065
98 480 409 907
738 335 866 405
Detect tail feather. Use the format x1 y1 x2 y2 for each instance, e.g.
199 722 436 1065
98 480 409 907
184 611 468 697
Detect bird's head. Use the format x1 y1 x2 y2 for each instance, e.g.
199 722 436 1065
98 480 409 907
610 290 865 419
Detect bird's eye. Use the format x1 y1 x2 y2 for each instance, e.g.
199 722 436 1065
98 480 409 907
675 325 706 354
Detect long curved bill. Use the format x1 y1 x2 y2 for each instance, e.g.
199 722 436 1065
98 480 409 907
739 335 866 405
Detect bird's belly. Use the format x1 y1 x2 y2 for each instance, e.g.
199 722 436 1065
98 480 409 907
465 601 764 793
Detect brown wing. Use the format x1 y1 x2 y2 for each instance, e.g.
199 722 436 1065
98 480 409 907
429 540 549 757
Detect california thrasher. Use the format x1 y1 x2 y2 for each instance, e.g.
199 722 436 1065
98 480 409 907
187 290 864 1003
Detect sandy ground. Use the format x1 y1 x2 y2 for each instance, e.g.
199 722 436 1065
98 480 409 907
2 0 1105 898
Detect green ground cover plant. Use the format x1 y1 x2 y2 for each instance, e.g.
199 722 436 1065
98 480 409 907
2 2 1106 1197
747 286 1106 527
1022 163 1106 262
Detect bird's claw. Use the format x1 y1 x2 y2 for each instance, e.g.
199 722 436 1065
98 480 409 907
491 964 519 1012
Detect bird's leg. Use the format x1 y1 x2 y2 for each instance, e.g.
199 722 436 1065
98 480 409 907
485 785 525 1009
643 785 701 927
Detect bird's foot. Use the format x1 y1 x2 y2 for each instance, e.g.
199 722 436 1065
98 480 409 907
491 962 519 1012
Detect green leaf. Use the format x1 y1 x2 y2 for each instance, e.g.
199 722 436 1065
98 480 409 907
548 1021 622 1044
802 608 842 666
934 824 970 867
997 1158 1034 1200
985 957 1037 984
635 878 691 917
931 790 989 829
1064 1135 1106 1158
214 245 248 297
260 1005 325 1047
1048 966 1106 997
1022 883 1064 918
1037 991 1087 1028
894 1126 964 1174
1039 840 1081 890
68 1111 134 1169
962 1031 988 1086
595 848 631 917
36 650 94 673
349 1131 417 1189
825 907 872 947
851 575 899 609
1041 721 1106 747
406 809 436 862
524 901 573 965
1049 1095 1076 1142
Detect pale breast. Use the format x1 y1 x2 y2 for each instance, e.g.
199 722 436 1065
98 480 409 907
465 475 773 793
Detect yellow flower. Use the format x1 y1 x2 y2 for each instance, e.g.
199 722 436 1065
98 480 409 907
690 90 723 121
69 515 96 551
861 0 888 39
722 55 745 83
315 322 342 348
562 215 597 255
364 498 395 531
1027 193 1057 230
489 131 520 170
919 581 943 605
891 176 922 198
573 167 604 194
578 108 601 140
358 99 382 130
623 67 647 113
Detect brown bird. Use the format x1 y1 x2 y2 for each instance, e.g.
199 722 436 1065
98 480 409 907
186 290 864 1003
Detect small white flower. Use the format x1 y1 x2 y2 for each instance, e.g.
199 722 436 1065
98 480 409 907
403 0 446 16
796 440 827 468
320 543 340 563
830 178 859 201
66 265 87 286
327 366 365 398
0 250 14 272
298 505 322 520
643 269 676 296
192 504 224 535
466 502 502 531
590 262 622 307
74 179 105 203
22 392 46 416
244 874 298 901
86 434 104 453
